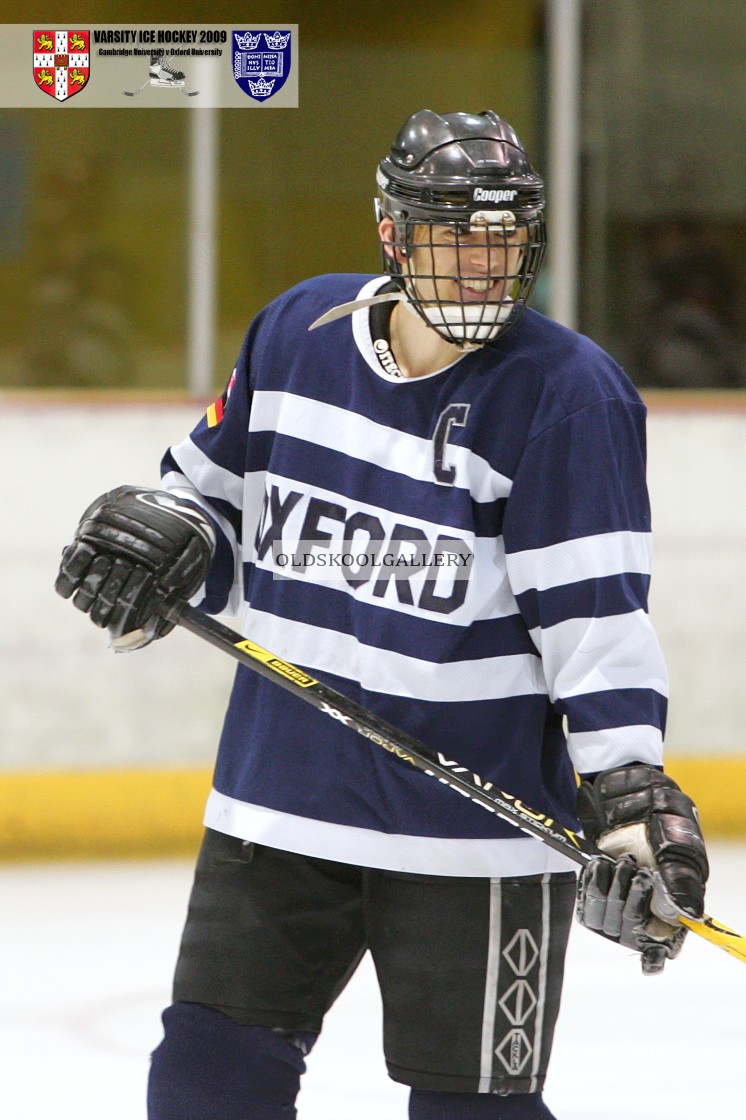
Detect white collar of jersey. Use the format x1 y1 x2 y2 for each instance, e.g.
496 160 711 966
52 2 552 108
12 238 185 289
341 277 466 383
308 289 407 331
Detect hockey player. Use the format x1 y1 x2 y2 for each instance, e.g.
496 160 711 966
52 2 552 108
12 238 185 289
55 110 709 1120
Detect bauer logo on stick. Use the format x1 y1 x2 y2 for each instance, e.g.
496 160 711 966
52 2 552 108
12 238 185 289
232 29 292 101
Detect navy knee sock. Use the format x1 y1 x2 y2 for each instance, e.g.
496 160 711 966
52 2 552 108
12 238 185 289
409 1088 557 1120
148 1001 315 1120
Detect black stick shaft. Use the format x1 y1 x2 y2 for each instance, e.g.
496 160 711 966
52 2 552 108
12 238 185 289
159 598 746 963
161 598 593 867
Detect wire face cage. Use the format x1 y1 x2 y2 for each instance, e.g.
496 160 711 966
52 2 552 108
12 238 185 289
380 210 546 347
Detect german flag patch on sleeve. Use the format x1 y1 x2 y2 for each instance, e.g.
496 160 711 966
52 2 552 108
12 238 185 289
206 368 237 428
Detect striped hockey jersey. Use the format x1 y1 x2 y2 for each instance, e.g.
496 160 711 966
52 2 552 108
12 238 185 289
161 274 668 877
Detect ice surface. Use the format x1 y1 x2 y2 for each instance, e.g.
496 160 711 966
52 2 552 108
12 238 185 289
1 843 744 1119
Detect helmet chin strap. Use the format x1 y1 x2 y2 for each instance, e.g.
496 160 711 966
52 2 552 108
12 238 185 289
398 209 520 346
406 291 514 344
308 284 514 348
401 276 516 346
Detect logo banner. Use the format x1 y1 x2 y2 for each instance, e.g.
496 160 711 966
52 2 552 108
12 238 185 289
2 24 298 107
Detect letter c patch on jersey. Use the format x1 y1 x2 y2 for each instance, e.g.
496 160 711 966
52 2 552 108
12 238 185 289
433 403 470 485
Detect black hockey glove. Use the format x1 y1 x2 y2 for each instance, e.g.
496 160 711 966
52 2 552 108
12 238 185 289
55 485 215 649
575 764 709 976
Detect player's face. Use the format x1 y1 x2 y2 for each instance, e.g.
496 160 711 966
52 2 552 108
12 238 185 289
406 221 527 310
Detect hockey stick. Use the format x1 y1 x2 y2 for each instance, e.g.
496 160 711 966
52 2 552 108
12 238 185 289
123 80 149 97
123 81 199 97
160 598 746 965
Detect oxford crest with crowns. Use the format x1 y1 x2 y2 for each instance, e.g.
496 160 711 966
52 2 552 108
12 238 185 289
33 30 90 101
232 29 291 102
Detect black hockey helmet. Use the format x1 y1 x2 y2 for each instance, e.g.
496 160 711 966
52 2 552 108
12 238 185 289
375 109 546 346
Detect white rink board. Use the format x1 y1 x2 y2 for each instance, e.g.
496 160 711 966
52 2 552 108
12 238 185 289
0 396 744 768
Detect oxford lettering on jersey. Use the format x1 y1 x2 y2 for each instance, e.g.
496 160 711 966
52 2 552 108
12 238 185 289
254 484 474 615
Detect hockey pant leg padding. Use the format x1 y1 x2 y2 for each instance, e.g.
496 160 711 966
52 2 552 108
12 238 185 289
409 1088 558 1120
147 1001 313 1120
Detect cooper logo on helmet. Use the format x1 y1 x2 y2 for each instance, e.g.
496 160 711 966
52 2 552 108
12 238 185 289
473 188 518 203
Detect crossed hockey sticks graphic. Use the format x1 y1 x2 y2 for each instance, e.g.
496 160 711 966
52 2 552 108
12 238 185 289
160 597 746 965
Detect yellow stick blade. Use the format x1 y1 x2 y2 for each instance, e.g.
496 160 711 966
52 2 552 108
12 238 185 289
679 912 746 963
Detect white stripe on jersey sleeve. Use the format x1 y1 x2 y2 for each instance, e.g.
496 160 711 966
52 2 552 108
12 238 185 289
506 530 653 595
568 725 664 774
162 451 245 616
161 472 240 557
164 437 267 575
242 606 548 703
166 436 245 508
529 610 668 701
250 390 513 504
160 475 239 614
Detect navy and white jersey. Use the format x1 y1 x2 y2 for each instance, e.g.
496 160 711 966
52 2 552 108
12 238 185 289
161 274 668 877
